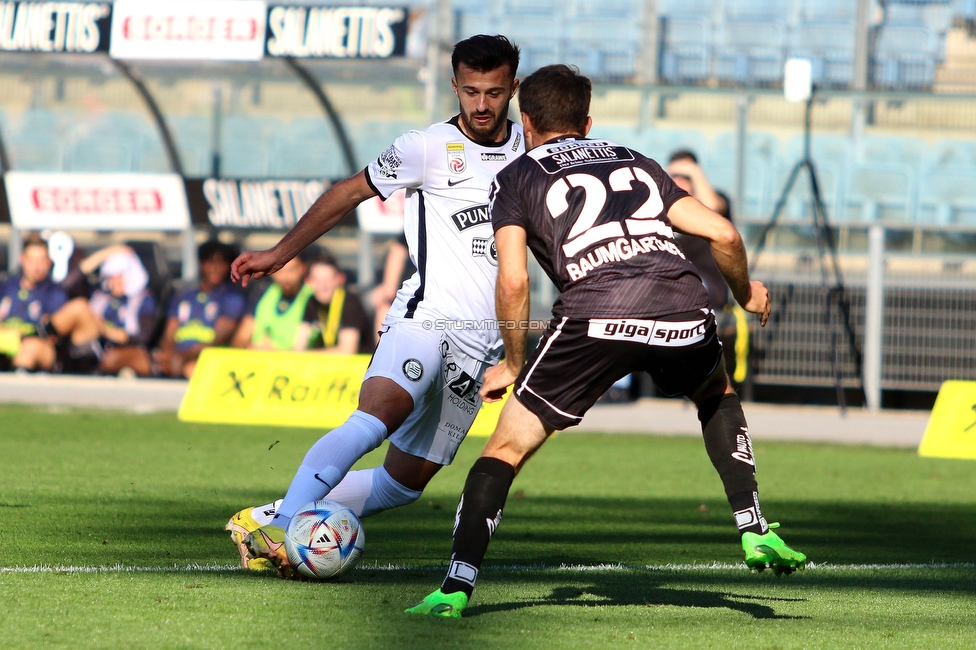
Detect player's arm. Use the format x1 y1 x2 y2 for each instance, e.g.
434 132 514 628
667 195 769 326
480 224 529 402
232 172 377 287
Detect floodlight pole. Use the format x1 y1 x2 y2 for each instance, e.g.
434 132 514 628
751 94 865 413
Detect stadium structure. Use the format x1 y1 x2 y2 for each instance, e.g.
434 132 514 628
1 0 975 409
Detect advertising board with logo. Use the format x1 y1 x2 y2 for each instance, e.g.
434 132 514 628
357 188 405 234
4 171 190 230
109 0 266 61
265 4 409 58
184 177 336 230
0 1 111 53
179 348 507 436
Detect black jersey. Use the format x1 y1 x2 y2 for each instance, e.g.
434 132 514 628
490 136 710 319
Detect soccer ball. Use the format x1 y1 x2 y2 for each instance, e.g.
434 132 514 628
284 500 365 580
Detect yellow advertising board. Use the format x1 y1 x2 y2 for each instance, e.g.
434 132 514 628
178 348 507 436
918 380 976 460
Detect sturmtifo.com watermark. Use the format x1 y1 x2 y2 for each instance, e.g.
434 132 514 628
421 319 550 331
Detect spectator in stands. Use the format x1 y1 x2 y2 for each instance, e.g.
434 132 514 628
231 255 315 351
155 240 245 379
80 245 158 377
667 150 744 384
304 249 374 354
0 233 100 372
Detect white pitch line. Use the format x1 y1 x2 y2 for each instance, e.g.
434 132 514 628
2 562 973 575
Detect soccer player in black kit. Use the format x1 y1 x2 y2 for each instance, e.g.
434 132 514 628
407 65 806 618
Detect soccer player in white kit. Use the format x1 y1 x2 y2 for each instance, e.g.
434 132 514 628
226 35 525 577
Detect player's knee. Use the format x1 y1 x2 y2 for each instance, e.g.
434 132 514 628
361 466 422 517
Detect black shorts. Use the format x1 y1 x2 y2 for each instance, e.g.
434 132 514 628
513 309 723 430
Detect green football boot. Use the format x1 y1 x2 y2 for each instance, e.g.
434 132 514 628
405 589 469 618
741 522 807 576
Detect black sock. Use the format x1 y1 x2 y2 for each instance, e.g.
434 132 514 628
441 457 515 598
698 394 766 535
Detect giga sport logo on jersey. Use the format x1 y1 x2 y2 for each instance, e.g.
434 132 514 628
587 317 707 347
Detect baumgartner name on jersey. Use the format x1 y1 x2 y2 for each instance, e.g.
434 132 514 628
489 137 709 320
365 116 525 359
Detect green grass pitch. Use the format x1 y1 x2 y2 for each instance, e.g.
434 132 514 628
1 404 975 649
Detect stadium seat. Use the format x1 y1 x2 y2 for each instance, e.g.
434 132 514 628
660 17 712 83
66 139 136 173
843 164 916 222
220 140 270 178
7 133 64 171
916 168 976 225
860 135 928 167
929 138 976 168
715 19 786 84
167 115 213 177
271 121 345 178
799 0 856 21
789 20 856 87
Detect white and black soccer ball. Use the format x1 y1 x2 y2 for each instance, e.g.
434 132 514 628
284 500 365 580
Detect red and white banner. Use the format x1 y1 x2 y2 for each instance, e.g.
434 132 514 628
109 0 266 61
4 172 191 231
357 188 405 234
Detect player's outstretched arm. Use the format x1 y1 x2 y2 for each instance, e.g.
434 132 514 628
231 171 377 287
481 225 529 402
667 195 770 326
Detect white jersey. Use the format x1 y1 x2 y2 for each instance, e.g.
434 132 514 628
365 116 525 360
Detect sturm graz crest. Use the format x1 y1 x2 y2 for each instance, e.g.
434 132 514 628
472 235 497 266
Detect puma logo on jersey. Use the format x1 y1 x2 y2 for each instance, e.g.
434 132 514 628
451 204 490 230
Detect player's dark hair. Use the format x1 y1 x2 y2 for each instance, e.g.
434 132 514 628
197 239 238 263
518 64 591 135
452 34 520 80
22 232 47 251
668 149 699 164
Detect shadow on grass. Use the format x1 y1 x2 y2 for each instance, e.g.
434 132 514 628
465 575 809 620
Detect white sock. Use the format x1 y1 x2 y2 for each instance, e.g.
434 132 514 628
271 410 387 529
311 467 424 518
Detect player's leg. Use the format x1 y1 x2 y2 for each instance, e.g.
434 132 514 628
651 313 806 574
322 444 439 517
100 346 153 376
409 318 626 616
242 323 440 575
406 397 552 617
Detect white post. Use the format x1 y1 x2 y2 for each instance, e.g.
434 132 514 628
734 91 749 216
181 227 198 281
7 227 21 274
864 224 885 411
357 229 374 291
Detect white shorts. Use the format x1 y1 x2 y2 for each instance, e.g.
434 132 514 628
363 321 494 466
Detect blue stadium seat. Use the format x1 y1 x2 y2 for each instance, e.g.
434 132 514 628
7 133 64 171
221 141 270 178
66 139 136 172
799 0 856 21
271 118 345 178
783 134 854 167
843 164 916 222
929 138 976 168
657 0 717 17
725 0 785 20
860 135 927 167
660 17 712 82
167 115 212 177
715 18 786 84
916 168 976 225
790 20 856 87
